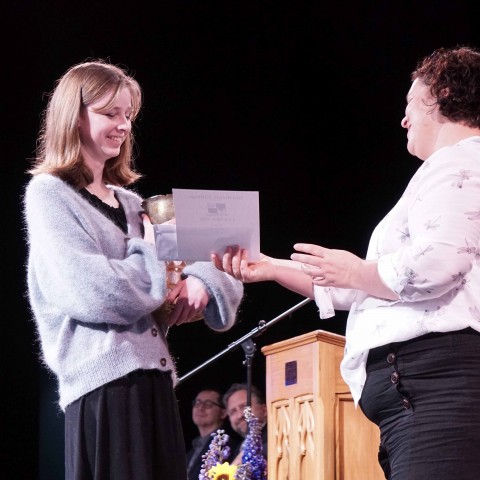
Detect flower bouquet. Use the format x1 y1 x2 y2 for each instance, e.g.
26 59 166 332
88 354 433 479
199 406 267 480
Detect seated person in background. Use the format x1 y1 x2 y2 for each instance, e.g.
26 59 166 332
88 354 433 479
223 382 268 465
186 386 241 479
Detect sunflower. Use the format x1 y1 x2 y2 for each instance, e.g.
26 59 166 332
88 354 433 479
207 461 238 479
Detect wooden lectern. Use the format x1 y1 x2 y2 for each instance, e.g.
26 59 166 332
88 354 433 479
261 330 384 480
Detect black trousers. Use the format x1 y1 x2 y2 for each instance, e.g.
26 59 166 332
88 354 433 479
65 369 187 480
359 328 480 480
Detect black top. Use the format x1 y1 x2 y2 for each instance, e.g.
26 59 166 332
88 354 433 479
79 188 128 234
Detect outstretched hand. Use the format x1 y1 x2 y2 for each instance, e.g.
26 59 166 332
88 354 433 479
211 246 275 283
291 243 364 289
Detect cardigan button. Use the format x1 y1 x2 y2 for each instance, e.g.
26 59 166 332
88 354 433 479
160 358 167 367
151 327 158 337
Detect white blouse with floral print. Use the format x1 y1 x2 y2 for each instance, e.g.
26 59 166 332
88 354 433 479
314 136 480 404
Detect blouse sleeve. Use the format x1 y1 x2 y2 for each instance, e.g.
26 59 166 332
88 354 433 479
377 146 480 302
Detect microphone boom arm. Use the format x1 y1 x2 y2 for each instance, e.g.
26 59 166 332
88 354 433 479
176 297 312 385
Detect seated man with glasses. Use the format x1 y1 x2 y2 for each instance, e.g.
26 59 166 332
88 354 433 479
186 386 241 480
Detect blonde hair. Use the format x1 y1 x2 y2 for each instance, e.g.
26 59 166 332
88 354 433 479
29 59 143 188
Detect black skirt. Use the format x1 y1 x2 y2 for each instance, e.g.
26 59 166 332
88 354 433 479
65 369 187 480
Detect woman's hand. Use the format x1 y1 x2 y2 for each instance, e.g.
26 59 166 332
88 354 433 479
164 276 209 326
211 246 276 283
142 215 176 245
142 213 155 245
291 242 398 300
291 243 364 289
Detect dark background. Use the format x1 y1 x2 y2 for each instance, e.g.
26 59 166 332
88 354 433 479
3 1 479 478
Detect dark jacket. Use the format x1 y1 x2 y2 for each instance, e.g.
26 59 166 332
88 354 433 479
229 424 268 463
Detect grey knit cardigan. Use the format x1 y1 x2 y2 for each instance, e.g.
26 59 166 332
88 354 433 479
23 174 243 410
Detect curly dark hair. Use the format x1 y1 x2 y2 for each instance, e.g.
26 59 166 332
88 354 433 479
412 46 480 128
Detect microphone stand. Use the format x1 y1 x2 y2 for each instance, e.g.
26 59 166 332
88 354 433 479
177 297 312 386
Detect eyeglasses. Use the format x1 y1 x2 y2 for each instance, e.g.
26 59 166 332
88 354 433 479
192 399 223 409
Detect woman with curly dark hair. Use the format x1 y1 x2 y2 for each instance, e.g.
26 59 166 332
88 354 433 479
213 45 480 479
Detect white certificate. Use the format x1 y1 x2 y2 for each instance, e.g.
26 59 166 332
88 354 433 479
153 188 260 262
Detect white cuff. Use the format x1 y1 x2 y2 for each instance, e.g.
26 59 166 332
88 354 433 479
313 285 336 319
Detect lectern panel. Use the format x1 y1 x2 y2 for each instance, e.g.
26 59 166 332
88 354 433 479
262 330 384 480
266 342 316 399
271 400 291 480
